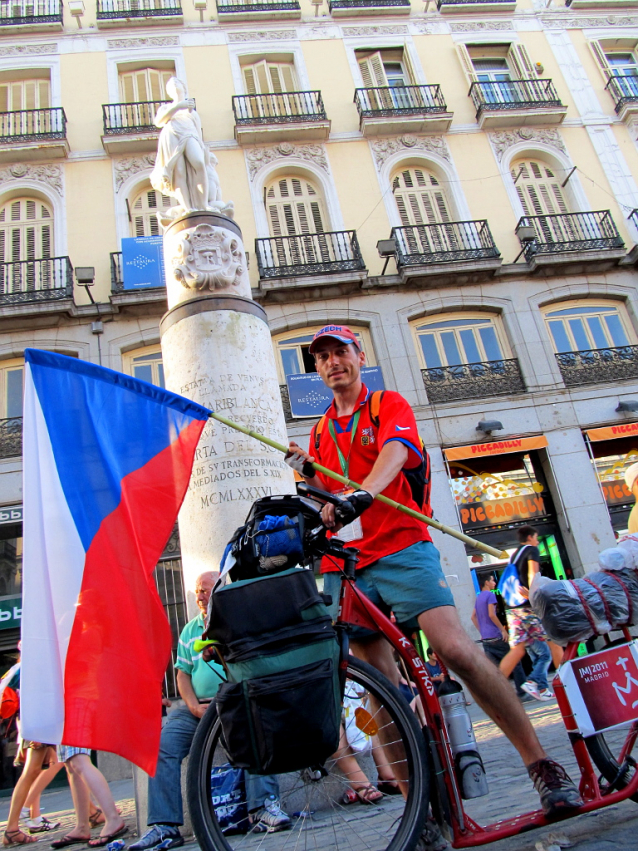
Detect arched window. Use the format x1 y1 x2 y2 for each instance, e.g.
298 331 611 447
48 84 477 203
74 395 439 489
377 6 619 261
129 185 172 238
511 159 569 216
123 345 165 388
543 301 634 353
0 197 53 263
265 176 328 237
392 167 452 226
412 314 507 370
273 326 375 384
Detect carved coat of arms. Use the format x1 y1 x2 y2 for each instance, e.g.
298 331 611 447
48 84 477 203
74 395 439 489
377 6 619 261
173 224 244 292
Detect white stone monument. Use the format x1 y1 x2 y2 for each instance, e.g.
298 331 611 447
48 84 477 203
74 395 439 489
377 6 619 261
155 79 295 609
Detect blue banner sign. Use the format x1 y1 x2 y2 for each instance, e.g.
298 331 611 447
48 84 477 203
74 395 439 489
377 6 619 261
121 236 165 290
287 367 385 418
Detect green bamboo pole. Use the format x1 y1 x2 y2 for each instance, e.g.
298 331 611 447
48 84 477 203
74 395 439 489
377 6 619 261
208 411 509 561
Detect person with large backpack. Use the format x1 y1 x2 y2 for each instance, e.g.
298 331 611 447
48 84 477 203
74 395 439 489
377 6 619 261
285 324 582 841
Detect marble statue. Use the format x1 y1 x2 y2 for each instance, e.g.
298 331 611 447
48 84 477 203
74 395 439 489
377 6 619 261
150 77 233 225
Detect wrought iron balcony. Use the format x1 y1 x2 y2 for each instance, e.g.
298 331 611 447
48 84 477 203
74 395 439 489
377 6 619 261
96 0 183 19
0 108 66 144
437 0 516 10
111 252 123 291
216 0 301 15
556 346 638 388
0 257 73 305
605 74 638 116
422 359 525 404
392 221 500 268
329 0 410 11
256 231 365 280
103 101 162 135
516 211 624 260
0 0 62 26
355 85 448 118
233 92 326 125
0 418 22 460
469 79 564 122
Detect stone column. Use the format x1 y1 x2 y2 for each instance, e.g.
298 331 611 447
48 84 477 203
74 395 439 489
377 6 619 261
159 212 295 611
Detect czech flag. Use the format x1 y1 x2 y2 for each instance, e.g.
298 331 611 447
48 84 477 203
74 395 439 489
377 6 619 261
20 349 209 774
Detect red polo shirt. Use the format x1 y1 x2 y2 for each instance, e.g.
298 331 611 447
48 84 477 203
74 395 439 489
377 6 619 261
310 384 431 571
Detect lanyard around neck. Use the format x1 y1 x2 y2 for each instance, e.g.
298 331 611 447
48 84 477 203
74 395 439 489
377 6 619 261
328 409 361 478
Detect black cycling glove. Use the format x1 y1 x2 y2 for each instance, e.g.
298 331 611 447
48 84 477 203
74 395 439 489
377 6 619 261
335 490 374 524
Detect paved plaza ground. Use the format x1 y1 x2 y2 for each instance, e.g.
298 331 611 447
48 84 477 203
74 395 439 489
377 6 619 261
2 697 638 851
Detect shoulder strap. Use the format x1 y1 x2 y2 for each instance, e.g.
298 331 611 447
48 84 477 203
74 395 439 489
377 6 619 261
511 544 530 565
367 390 385 428
313 414 328 452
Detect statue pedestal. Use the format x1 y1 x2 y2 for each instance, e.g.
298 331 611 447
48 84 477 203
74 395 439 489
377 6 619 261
159 212 295 609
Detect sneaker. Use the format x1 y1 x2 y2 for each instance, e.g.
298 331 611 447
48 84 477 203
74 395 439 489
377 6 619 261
27 817 61 833
527 758 584 817
521 681 542 700
415 817 449 851
129 826 184 851
517 692 535 704
250 796 291 834
538 689 555 701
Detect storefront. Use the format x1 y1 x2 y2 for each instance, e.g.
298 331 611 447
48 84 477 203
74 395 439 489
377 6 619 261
443 437 572 591
585 422 638 539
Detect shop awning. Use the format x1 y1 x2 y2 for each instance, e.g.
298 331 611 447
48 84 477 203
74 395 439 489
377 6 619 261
586 423 638 442
444 435 548 462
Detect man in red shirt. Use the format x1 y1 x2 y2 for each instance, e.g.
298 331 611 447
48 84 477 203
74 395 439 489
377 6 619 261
286 325 582 822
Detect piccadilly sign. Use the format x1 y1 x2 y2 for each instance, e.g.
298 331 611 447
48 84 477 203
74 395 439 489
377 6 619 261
458 494 548 530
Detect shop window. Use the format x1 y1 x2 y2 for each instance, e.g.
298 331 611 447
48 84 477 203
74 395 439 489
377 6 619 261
129 185 172 238
0 198 53 264
412 314 508 370
265 176 328 238
543 302 633 354
392 167 452 227
0 360 23 420
585 430 638 538
0 77 50 112
124 346 165 388
273 326 374 384
118 66 174 103
511 159 569 217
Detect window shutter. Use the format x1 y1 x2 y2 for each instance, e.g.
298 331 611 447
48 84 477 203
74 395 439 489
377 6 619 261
0 84 8 113
589 41 613 82
265 177 328 237
243 67 258 95
129 186 172 237
358 53 388 88
38 80 50 108
280 64 296 93
455 44 479 88
10 83 22 112
120 73 135 103
392 168 452 226
24 81 36 111
513 159 570 216
269 66 284 94
255 61 271 94
135 70 149 103
149 70 163 102
509 44 535 80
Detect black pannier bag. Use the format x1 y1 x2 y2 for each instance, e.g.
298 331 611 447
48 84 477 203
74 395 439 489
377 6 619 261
207 497 343 775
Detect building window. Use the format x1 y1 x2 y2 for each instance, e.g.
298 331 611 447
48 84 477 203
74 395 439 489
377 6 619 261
0 360 24 420
124 346 165 387
129 185 172 238
0 78 50 112
356 48 413 89
456 42 535 88
0 198 53 264
412 314 507 370
544 302 633 353
273 326 375 384
119 67 173 103
392 166 452 226
511 159 569 216
242 58 297 94
265 176 328 237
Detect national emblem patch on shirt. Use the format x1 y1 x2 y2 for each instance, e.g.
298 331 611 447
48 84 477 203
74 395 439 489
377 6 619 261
361 427 375 446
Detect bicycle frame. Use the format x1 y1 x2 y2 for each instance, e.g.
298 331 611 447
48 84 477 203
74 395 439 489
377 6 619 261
336 570 638 848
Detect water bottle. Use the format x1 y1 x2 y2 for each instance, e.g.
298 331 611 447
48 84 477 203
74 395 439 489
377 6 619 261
438 678 489 799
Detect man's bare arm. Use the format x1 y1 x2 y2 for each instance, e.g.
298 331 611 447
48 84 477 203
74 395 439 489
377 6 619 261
177 670 207 719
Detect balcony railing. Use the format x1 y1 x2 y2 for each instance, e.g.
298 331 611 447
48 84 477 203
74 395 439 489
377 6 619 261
0 256 73 305
0 417 22 460
422 359 525 404
556 346 638 387
256 231 365 280
233 92 326 125
103 101 162 135
605 74 638 114
438 0 515 7
0 108 66 143
392 221 500 267
111 252 123 290
330 0 409 9
516 211 624 260
469 79 563 118
354 85 448 118
216 0 301 13
0 0 62 25
96 0 183 19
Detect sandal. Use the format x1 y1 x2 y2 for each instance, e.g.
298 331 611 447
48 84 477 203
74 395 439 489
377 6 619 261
377 779 402 796
50 836 90 849
341 784 383 805
87 825 127 848
88 813 104 830
3 830 38 847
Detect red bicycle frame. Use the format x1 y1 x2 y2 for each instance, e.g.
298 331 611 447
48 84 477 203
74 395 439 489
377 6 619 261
337 572 638 848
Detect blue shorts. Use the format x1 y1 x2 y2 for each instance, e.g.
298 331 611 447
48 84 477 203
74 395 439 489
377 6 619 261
323 540 455 638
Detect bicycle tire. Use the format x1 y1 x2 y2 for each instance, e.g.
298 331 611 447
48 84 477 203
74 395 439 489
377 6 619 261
585 730 638 802
186 656 429 851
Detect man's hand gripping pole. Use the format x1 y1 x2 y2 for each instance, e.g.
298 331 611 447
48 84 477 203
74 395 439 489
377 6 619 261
207 410 509 561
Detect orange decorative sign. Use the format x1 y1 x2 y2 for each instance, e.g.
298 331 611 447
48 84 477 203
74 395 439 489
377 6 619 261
599 479 633 506
444 435 548 462
587 423 638 442
458 495 548 530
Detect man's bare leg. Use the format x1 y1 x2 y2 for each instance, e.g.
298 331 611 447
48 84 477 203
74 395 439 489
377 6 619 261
418 606 546 767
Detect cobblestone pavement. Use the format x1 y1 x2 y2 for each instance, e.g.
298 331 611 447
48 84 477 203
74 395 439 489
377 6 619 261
2 697 637 851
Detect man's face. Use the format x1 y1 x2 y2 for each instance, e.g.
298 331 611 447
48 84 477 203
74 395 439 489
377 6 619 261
484 576 496 591
195 574 216 615
528 533 539 547
313 338 365 392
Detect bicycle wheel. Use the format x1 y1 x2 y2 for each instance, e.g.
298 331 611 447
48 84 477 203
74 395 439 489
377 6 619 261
186 656 429 851
585 727 638 802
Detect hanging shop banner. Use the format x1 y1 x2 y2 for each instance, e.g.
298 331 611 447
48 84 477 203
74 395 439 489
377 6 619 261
586 423 638 442
121 236 165 290
0 505 22 525
458 494 548 529
287 367 385 418
444 435 548 463
0 596 21 630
